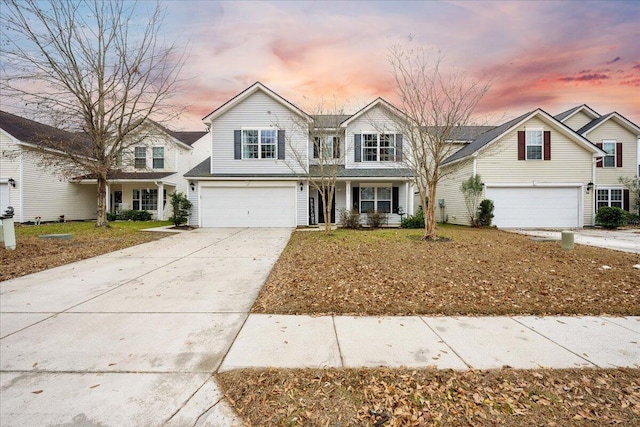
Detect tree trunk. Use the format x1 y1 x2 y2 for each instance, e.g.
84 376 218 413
423 185 437 240
96 174 109 227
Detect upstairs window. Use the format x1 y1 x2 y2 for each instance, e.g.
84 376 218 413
526 129 543 160
602 141 616 168
242 129 277 159
152 147 164 169
362 134 395 162
313 136 340 159
134 147 146 169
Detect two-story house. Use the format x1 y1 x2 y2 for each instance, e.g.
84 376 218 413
184 83 414 227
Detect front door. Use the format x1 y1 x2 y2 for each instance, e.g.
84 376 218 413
317 190 336 223
113 191 122 214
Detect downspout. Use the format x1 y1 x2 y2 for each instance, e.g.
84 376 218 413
592 156 597 226
19 148 24 223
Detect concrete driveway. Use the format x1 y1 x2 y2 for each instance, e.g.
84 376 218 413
508 228 640 254
0 227 292 426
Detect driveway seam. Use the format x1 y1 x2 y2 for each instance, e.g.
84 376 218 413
164 374 215 424
215 313 251 373
332 316 345 367
600 316 640 334
510 317 600 368
418 316 472 369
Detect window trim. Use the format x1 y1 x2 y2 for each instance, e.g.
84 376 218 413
313 136 340 160
525 127 543 161
359 185 392 213
241 128 277 159
602 140 616 168
152 146 165 169
596 187 623 210
361 133 396 162
134 146 147 169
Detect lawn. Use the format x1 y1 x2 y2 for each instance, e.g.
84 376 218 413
218 367 640 426
0 220 171 281
252 226 640 316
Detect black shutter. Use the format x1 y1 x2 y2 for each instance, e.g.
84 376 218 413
354 134 361 162
543 131 551 161
313 137 319 159
277 130 285 160
624 189 630 212
517 131 525 160
596 143 603 168
392 186 399 213
333 137 340 159
616 142 623 167
234 130 241 159
395 134 403 162
352 186 360 211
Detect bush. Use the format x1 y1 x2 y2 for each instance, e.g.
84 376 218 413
118 209 153 221
168 192 192 226
401 207 425 229
624 211 640 226
107 212 118 221
339 209 361 229
596 206 626 229
366 210 388 228
477 199 494 227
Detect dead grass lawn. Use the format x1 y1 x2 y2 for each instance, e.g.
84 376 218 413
218 367 640 426
253 226 640 316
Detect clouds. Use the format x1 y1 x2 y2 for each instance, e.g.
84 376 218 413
162 0 640 129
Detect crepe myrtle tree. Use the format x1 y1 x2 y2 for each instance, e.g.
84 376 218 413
281 100 349 234
0 0 187 227
388 42 491 240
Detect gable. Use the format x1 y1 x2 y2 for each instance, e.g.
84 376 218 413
563 110 597 132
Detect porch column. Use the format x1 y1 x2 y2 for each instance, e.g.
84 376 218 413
105 183 110 213
407 182 414 215
345 181 351 212
157 182 164 220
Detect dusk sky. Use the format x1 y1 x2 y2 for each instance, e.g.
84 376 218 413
160 0 640 131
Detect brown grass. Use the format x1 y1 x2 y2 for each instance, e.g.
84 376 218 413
218 367 640 426
252 226 640 316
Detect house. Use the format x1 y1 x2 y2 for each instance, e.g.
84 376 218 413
0 110 207 222
184 82 414 227
436 106 639 228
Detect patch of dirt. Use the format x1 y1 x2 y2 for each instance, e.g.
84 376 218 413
169 225 196 230
252 227 640 316
218 367 640 426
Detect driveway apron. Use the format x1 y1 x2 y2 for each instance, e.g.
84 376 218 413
0 227 292 426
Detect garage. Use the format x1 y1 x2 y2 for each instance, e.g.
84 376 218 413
200 185 296 227
485 186 581 228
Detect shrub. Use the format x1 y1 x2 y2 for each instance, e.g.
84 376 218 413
168 192 192 226
477 199 494 227
339 209 361 229
106 212 118 221
624 211 640 226
366 210 388 228
119 209 153 221
596 206 625 229
401 207 425 229
461 174 483 226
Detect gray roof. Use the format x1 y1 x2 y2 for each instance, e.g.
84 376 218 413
447 126 495 141
311 115 353 128
577 113 614 135
171 131 207 146
309 165 413 178
184 158 299 178
554 105 583 122
442 111 533 165
76 171 175 180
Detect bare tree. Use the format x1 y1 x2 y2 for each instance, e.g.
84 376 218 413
388 43 491 240
283 101 348 234
0 0 186 226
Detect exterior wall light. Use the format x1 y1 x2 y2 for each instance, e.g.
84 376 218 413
8 178 16 188
586 182 594 193
299 182 304 191
190 182 195 192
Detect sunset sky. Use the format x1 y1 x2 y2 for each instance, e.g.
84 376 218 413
159 0 640 130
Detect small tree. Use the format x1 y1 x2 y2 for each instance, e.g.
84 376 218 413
477 199 494 227
169 192 192 227
461 174 484 226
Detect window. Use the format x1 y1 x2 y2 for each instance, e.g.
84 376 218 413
602 141 616 168
313 136 340 159
132 189 140 210
360 186 392 213
242 129 276 159
132 189 164 211
134 147 146 169
114 150 123 167
361 134 395 162
597 188 623 210
152 147 164 169
526 129 543 160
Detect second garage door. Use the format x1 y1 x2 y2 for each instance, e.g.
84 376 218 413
485 186 581 228
200 186 296 227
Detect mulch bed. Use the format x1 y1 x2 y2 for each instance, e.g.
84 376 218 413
252 227 640 316
218 367 640 426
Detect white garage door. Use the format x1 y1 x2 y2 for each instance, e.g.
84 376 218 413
200 186 296 227
0 183 9 213
485 186 580 228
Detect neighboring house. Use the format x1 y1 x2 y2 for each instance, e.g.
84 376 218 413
184 83 414 227
436 106 639 228
1 110 206 222
0 110 97 222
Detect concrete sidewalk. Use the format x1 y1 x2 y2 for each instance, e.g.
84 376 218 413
509 228 640 254
221 314 640 371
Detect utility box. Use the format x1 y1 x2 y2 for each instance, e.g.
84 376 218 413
438 199 445 207
561 230 574 250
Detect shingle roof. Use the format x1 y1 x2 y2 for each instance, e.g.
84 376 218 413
447 126 495 141
0 110 92 155
76 171 175 180
170 131 207 146
442 111 533 165
554 104 600 122
576 113 614 135
310 165 413 178
311 115 353 128
184 158 299 178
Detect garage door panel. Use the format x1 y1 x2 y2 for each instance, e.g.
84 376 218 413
486 187 580 228
201 186 295 228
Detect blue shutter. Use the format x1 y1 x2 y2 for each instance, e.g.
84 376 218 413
277 130 285 160
395 134 403 162
354 134 361 162
234 130 241 159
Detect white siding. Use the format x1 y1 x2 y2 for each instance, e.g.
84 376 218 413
189 132 212 170
188 183 199 227
589 121 638 186
344 105 407 170
563 111 595 131
435 161 475 225
209 90 306 175
0 130 21 218
297 183 309 226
